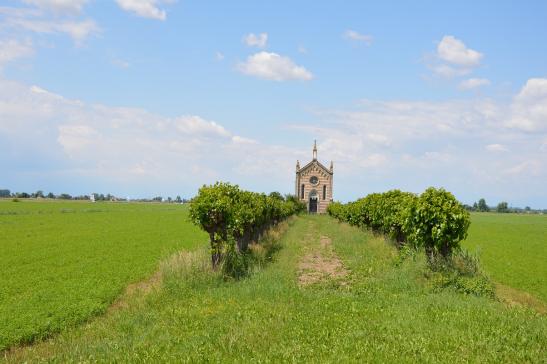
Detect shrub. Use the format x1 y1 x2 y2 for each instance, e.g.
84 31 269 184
328 187 470 261
189 182 301 275
405 187 470 260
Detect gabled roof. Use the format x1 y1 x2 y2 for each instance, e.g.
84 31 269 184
298 159 332 175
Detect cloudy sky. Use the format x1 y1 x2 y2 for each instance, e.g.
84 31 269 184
0 0 546 207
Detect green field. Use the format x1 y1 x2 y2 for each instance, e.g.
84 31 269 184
464 212 547 302
4 215 546 362
0 200 207 351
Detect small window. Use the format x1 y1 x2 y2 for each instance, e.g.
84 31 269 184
301 184 305 199
323 185 326 200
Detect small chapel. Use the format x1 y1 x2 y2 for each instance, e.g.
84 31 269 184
295 141 333 214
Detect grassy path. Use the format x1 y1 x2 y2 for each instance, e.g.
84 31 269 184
4 215 547 363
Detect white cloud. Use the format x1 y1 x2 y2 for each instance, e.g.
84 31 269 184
504 160 542 176
485 143 507 152
437 35 483 67
215 52 224 61
459 78 491 90
115 0 168 20
57 124 100 157
243 33 268 48
0 39 34 69
21 0 89 14
0 77 301 195
506 78 547 132
237 51 313 81
175 115 231 137
427 36 484 81
343 30 373 45
431 64 471 79
6 17 100 45
288 79 547 202
0 76 545 204
232 135 258 144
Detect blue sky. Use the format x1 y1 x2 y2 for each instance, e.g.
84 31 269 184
0 0 546 207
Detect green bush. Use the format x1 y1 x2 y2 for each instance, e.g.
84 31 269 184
328 187 470 260
406 187 470 260
189 182 301 275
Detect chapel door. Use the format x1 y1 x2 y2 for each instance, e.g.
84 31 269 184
309 196 318 214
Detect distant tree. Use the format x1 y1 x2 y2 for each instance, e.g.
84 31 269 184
525 206 531 212
16 192 30 198
497 201 509 213
58 193 72 200
167 196 172 203
47 192 55 199
478 198 489 212
35 190 44 198
0 189 10 197
463 204 473 211
175 195 182 203
472 202 478 211
152 196 162 202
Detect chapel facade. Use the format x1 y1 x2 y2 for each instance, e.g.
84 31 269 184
295 141 333 214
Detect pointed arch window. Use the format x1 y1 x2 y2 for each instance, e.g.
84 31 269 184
323 185 326 200
301 184 305 199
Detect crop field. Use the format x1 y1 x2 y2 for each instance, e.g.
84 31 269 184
4 215 546 362
0 200 207 351
463 213 547 302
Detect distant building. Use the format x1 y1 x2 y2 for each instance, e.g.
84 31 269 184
295 141 333 214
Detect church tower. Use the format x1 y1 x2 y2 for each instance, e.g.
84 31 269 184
295 141 333 214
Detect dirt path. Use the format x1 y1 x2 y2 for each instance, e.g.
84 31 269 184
297 222 349 287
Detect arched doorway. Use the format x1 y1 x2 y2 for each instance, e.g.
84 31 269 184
309 190 318 214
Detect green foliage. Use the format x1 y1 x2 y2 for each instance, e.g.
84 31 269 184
189 182 301 273
497 201 509 213
0 200 206 351
478 198 489 212
406 187 470 259
425 249 495 298
328 187 470 260
221 237 250 279
268 191 284 201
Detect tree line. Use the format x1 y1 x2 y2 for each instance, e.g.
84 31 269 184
464 198 546 214
0 189 189 203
